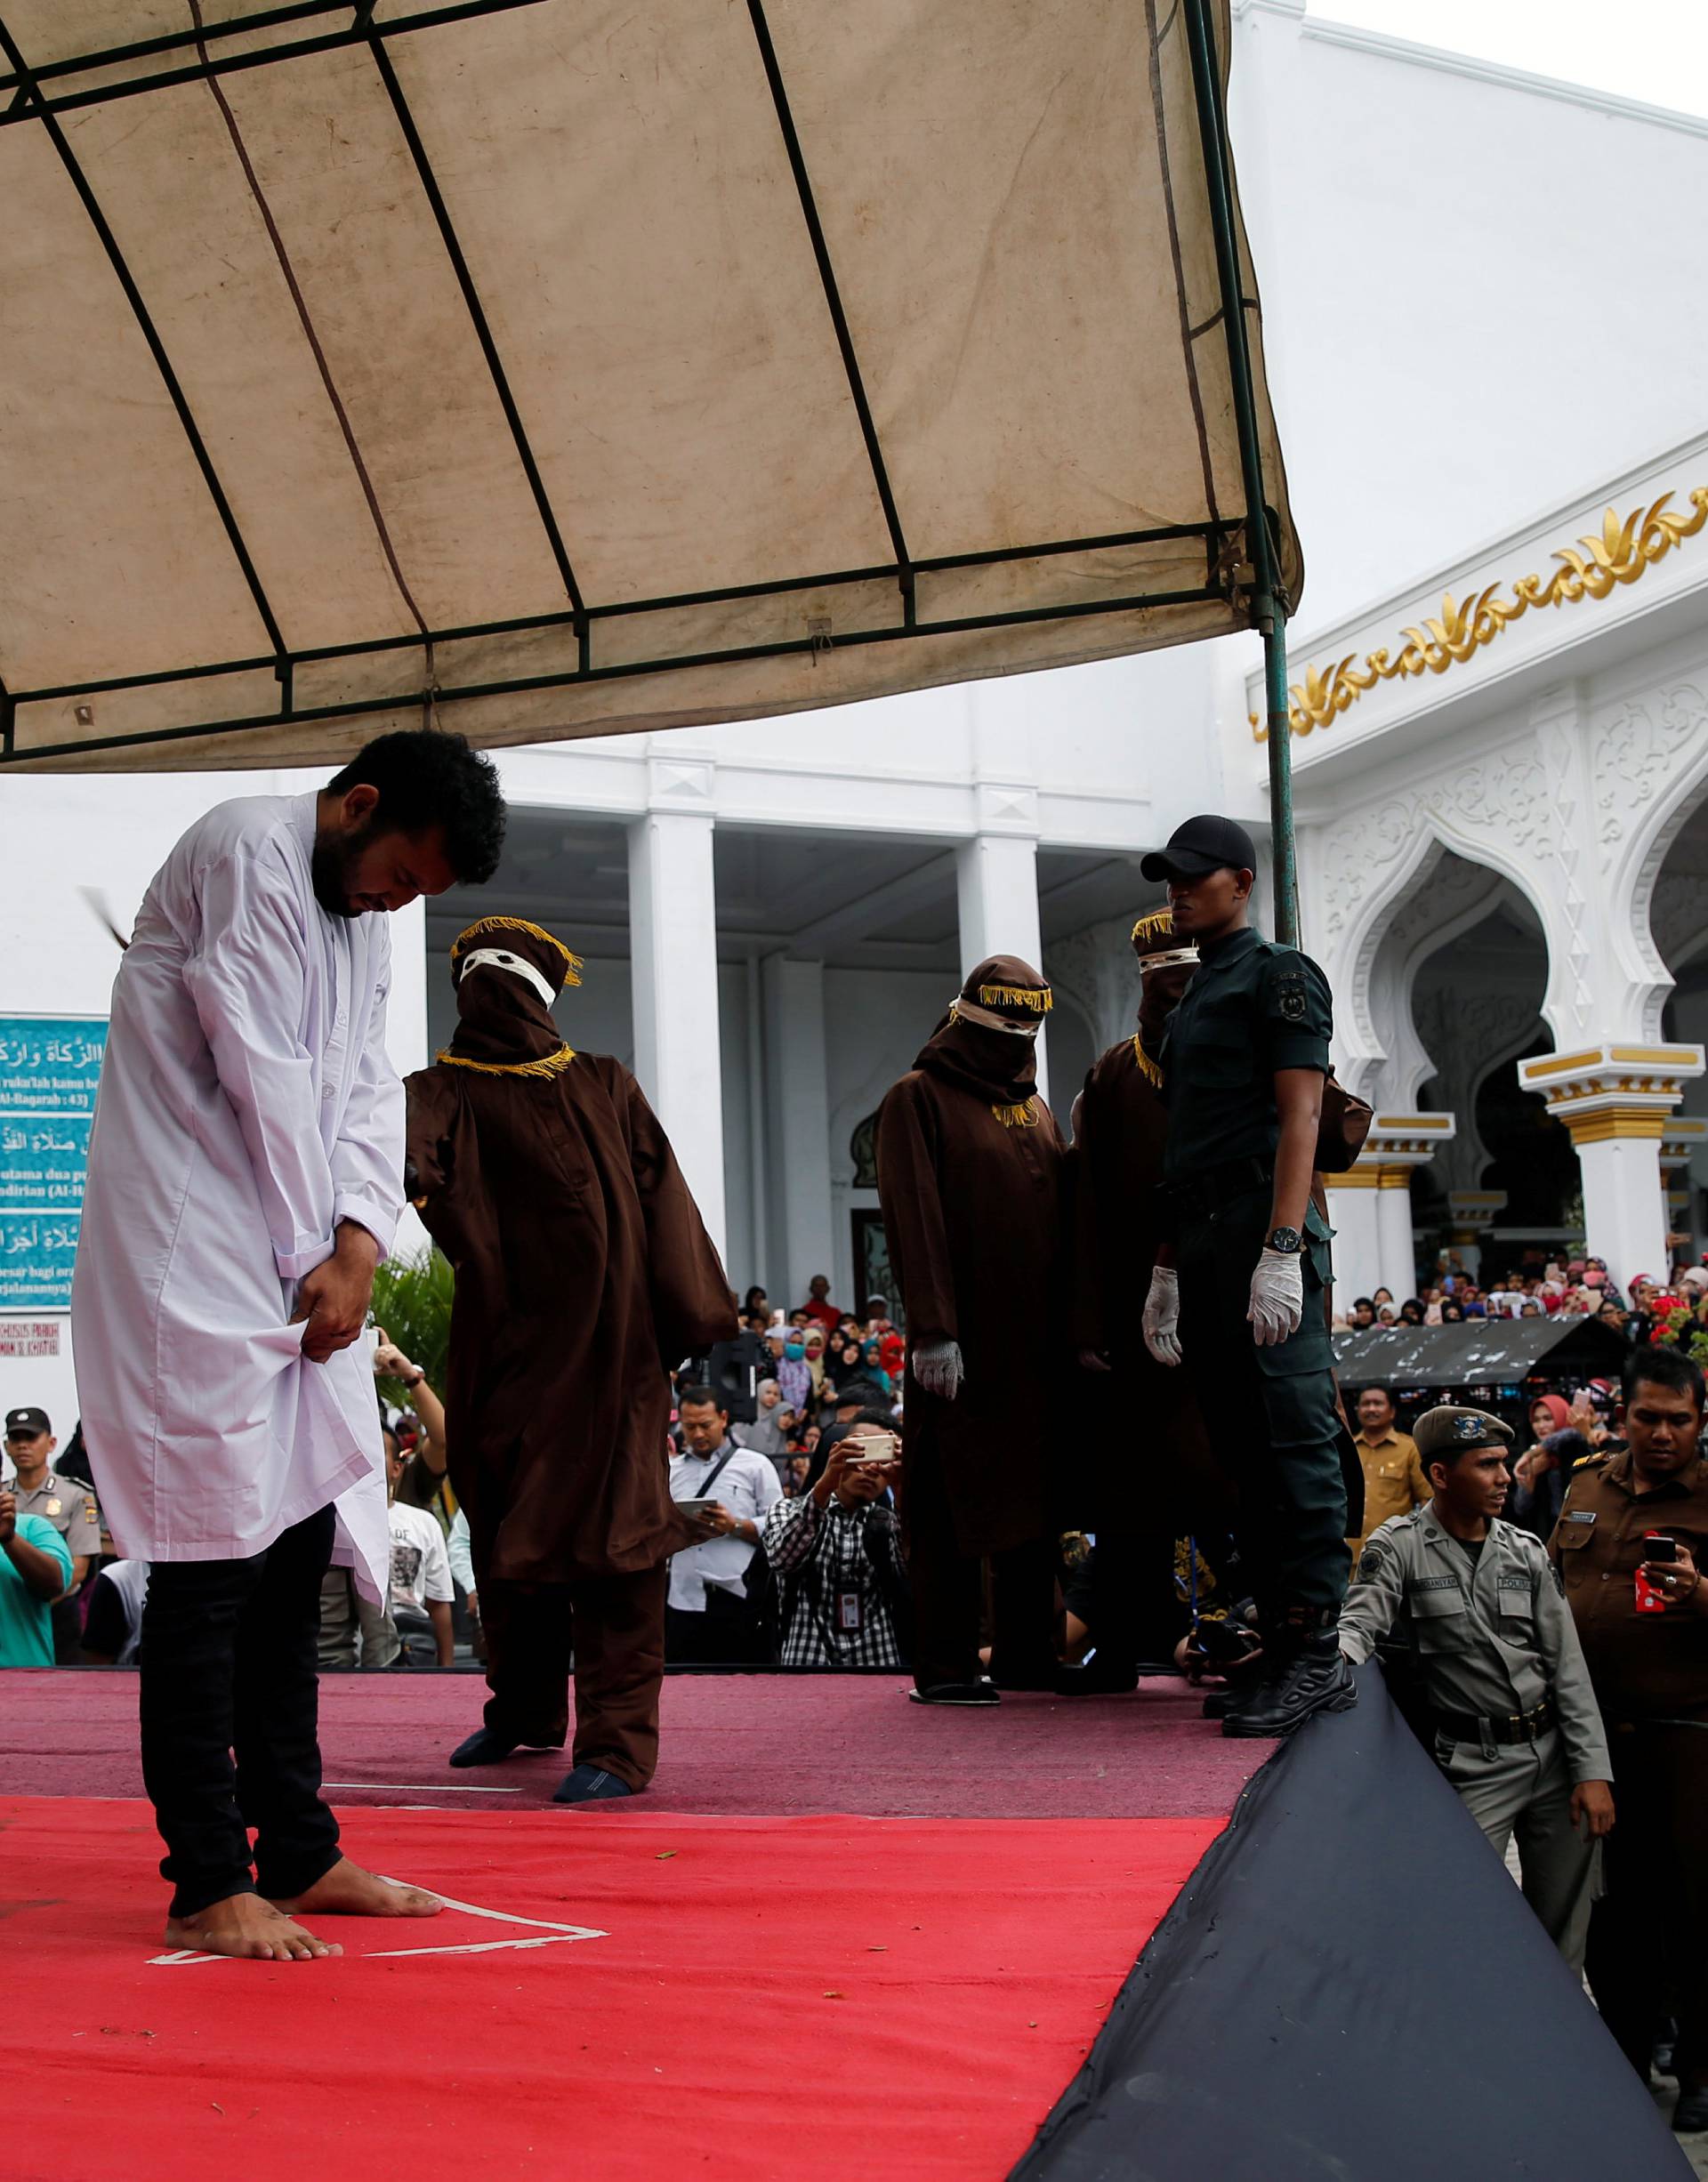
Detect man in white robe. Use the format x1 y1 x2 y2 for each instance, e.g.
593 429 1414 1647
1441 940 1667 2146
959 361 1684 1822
73 729 505 1962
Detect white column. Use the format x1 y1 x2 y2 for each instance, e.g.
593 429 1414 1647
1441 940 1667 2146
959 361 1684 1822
383 897 432 1262
1322 1180 1382 1300
1373 1180 1418 1299
1325 1115 1455 1301
761 954 835 1310
1518 1044 1707 1292
628 750 726 1258
383 897 431 1076
955 824 1050 1106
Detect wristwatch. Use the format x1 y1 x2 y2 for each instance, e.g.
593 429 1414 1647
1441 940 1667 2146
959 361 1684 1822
1266 1226 1303 1255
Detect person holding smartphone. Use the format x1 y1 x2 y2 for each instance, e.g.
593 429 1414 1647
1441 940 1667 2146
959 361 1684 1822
1549 1346 1708 2133
665 1386 783 1663
761 1413 909 1668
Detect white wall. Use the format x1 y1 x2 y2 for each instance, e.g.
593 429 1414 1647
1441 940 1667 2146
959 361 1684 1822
1230 4 1708 633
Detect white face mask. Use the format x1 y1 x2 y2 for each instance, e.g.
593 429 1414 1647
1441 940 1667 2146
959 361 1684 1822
458 947 557 1009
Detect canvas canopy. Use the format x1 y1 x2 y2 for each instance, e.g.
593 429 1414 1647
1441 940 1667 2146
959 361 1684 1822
0 0 1300 772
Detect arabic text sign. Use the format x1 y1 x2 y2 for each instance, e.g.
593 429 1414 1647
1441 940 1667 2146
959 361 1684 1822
0 1018 108 1117
0 1017 106 1310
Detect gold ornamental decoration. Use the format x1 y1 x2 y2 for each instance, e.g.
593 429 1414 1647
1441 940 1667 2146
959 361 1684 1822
1253 488 1708 741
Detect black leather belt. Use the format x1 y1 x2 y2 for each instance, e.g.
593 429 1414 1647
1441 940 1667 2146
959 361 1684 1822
1433 1697 1554 1747
1157 1155 1275 1220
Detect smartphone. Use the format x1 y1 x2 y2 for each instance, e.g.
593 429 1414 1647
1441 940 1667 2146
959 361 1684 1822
676 1496 720 1518
850 1430 899 1468
1645 1534 1678 1563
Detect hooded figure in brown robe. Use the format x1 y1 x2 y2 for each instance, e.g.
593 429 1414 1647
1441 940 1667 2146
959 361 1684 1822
875 954 1064 1703
405 915 735 1801
1067 908 1229 1688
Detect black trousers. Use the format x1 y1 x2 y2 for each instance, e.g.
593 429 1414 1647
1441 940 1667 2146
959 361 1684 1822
138 1505 342 1920
480 1565 667 1790
1176 1190 1349 1616
665 1584 769 1664
905 1437 1056 1691
1587 1720 1708 2095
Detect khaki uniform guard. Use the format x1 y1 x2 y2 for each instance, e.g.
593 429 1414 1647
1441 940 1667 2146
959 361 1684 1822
1341 1405 1612 1970
10 1470 101 1576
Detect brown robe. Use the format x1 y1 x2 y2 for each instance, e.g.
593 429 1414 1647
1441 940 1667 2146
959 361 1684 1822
407 1042 735 1589
876 1017 1064 1557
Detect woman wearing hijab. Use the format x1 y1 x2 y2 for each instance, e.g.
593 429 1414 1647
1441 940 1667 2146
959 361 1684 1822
405 917 735 1803
802 1326 828 1400
875 954 1063 1703
775 1334 812 1414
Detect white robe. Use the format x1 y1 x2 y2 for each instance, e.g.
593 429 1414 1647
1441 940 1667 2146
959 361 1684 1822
71 793 403 1600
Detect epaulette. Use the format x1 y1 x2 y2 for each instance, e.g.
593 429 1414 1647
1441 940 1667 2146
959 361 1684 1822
1572 1450 1606 1470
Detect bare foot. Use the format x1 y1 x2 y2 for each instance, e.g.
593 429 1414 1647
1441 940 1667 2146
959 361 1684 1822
164 1891 341 1962
270 1855 440 1920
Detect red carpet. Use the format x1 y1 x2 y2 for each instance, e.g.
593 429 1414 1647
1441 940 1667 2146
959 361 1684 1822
2 1794 1221 2182
2 1669 1267 1816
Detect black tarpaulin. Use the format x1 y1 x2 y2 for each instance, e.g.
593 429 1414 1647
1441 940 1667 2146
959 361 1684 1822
1014 1668 1688 2182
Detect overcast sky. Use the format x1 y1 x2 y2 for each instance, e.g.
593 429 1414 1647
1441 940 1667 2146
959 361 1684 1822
1317 0 1708 121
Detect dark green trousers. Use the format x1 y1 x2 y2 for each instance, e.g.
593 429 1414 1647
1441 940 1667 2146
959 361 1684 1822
1175 1188 1349 1615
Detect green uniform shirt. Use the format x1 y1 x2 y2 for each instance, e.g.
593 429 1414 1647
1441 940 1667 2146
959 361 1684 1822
0 1514 73 1667
1158 927 1333 1180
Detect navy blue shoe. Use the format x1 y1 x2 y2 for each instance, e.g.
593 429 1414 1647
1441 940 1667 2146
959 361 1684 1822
449 1728 557 1769
552 1764 638 1805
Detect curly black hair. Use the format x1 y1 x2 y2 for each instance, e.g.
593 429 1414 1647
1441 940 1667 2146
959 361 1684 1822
328 729 507 884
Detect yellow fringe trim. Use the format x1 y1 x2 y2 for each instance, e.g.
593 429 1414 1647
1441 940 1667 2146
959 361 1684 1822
992 1098 1040 1127
1130 907 1174 949
978 983 1051 1012
434 1043 576 1079
1132 1035 1163 1088
451 916 583 986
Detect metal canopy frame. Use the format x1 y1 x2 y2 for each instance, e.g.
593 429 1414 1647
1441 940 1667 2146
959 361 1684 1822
0 0 1298 938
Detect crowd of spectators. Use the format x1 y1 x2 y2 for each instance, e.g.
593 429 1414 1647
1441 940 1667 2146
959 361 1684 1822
1335 1252 1708 1351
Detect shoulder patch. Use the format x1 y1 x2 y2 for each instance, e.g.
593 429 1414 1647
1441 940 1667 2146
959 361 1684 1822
1275 970 1308 1024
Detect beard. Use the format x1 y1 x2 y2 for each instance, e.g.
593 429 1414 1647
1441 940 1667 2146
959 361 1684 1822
310 820 373 919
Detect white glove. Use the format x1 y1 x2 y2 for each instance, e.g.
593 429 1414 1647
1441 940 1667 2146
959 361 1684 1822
913 1338 964 1400
1247 1247 1304 1347
1142 1266 1182 1367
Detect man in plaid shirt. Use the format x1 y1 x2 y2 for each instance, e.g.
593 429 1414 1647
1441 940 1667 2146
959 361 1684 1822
761 1414 909 1668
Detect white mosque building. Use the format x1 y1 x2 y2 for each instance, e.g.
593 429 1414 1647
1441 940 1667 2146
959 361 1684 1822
6 0 1708 1424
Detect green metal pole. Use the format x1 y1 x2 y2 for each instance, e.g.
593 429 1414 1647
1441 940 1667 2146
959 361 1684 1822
1180 0 1299 946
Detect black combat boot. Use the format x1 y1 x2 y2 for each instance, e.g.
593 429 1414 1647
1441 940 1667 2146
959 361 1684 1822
1221 1606 1357 1739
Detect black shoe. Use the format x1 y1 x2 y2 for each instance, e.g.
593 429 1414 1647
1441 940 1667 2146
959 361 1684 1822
1673 2089 1708 2134
449 1728 520 1768
552 1763 637 1806
909 1681 1000 1706
448 1727 557 1768
1223 1624 1358 1739
1056 1659 1140 1696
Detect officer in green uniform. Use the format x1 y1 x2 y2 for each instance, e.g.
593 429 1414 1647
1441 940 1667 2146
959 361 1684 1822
1140 815 1355 1737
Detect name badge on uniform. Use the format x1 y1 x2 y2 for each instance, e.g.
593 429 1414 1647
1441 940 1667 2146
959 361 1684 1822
1566 1510 1596 1525
837 1591 864 1634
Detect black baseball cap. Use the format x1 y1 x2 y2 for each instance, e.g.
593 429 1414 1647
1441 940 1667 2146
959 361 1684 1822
4 1406 51 1437
1140 814 1259 883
